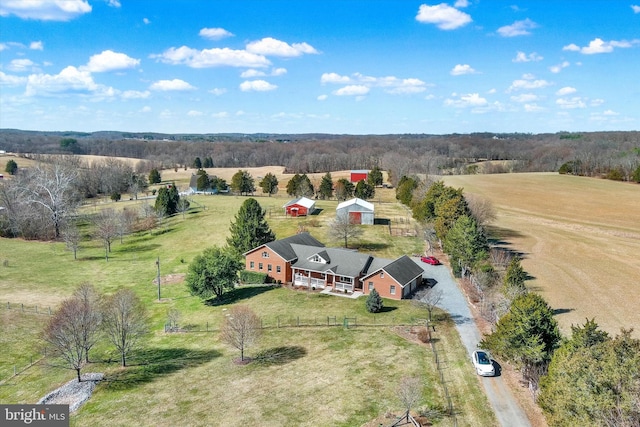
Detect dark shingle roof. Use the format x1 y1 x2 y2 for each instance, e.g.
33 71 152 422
252 233 324 261
292 246 373 278
376 255 424 287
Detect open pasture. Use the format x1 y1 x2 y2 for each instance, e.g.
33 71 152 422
443 173 640 337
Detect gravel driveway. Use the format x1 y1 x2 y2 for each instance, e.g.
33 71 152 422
414 257 531 427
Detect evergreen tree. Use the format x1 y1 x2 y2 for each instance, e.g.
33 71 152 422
227 198 275 254
286 174 302 196
503 257 528 297
334 178 354 201
259 172 279 196
196 172 210 191
155 183 180 216
366 289 384 313
192 157 202 169
203 156 214 168
434 194 467 241
354 179 375 200
368 165 383 186
230 170 255 195
395 176 418 206
442 215 487 276
148 168 161 184
319 172 333 199
632 164 640 183
5 159 18 175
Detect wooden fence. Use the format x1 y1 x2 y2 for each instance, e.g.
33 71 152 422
2 301 53 316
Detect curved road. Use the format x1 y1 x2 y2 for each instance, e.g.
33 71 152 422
414 257 531 427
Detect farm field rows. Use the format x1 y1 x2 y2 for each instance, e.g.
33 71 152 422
443 172 640 337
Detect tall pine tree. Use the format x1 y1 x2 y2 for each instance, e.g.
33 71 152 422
227 198 275 255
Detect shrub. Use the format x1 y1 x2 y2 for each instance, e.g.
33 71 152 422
417 327 431 343
366 289 384 313
239 270 268 284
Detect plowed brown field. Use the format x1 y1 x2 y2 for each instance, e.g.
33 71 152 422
444 172 640 338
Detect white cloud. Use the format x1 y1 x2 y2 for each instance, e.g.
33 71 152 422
321 72 351 84
524 103 543 112
29 41 43 50
513 51 543 62
199 27 234 40
246 37 318 57
239 80 277 92
209 88 227 96
106 0 121 7
563 38 640 54
510 93 538 103
212 112 229 118
549 61 570 73
0 0 92 21
241 69 265 78
150 79 195 91
152 46 271 68
556 97 586 109
333 85 370 96
415 3 472 30
603 109 619 116
508 76 551 92
25 66 108 96
187 110 203 117
632 5 640 13
0 43 7 51
450 64 477 75
0 71 27 86
556 86 576 96
8 59 37 73
271 67 287 76
444 93 488 108
121 90 150 99
143 17 150 24
590 98 605 107
487 88 497 94
317 94 328 101
497 18 537 37
140 106 151 113
454 0 469 7
84 50 140 72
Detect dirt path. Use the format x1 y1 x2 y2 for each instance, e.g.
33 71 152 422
414 258 532 427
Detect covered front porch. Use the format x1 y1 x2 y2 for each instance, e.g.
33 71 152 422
292 269 362 294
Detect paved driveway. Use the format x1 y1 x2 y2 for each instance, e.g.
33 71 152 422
414 257 531 427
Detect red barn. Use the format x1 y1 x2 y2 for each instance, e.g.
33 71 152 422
350 170 369 183
283 197 316 217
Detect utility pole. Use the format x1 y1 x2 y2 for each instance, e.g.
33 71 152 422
156 256 161 301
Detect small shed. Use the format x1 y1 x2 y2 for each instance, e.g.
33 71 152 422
336 198 374 225
350 170 369 183
284 197 316 217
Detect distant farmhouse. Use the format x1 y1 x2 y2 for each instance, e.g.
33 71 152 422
244 233 424 300
336 198 374 225
350 169 369 183
186 174 228 195
283 197 316 217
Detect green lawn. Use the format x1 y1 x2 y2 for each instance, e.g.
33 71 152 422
0 193 495 426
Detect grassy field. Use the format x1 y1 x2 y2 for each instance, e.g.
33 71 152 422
443 172 640 338
0 170 495 426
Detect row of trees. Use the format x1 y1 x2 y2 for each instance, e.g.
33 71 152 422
43 284 148 381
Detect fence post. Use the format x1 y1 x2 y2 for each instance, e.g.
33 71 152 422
21 304 24 312
277 316 280 328
206 321 208 332
297 316 300 327
36 305 38 314
48 307 51 315
7 302 9 309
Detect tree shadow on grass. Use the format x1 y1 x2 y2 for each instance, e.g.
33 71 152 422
115 243 161 254
357 242 390 251
205 285 275 306
378 306 398 313
253 346 307 367
102 347 220 391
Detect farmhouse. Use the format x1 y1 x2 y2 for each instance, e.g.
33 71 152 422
283 196 316 217
244 233 424 300
350 169 369 183
336 198 374 225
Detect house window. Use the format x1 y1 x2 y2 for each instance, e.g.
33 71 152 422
380 272 384 278
368 282 374 291
276 266 281 273
250 261 255 269
262 251 269 258
268 264 272 272
390 285 396 295
259 263 263 270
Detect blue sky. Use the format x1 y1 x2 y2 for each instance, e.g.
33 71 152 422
1 0 639 134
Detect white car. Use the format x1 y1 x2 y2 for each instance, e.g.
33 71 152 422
472 350 495 376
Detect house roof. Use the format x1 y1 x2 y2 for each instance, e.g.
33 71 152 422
351 170 369 174
364 255 424 288
336 198 374 212
245 232 324 260
283 197 316 209
291 246 374 278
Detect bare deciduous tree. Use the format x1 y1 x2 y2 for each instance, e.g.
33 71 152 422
93 208 119 261
102 289 148 367
465 193 496 227
396 376 423 419
62 221 81 260
73 283 102 363
327 213 363 248
42 298 88 382
221 305 261 362
415 287 444 321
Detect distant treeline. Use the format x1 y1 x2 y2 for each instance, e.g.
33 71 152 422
1 129 639 183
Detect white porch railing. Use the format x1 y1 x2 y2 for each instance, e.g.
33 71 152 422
293 274 326 289
334 281 354 292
